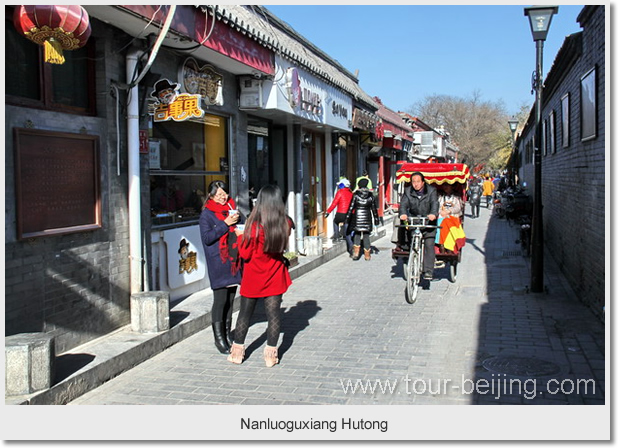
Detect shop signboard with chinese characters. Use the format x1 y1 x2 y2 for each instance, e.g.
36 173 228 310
179 57 224 106
162 226 207 289
352 108 378 134
149 78 205 123
273 57 352 131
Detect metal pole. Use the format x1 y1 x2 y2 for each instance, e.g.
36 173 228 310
530 39 544 293
510 131 516 187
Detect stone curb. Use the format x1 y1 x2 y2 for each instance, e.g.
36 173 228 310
5 222 390 405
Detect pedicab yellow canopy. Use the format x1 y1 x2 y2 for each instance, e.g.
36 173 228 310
395 163 471 185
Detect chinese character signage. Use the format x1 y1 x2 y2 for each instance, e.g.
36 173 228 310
150 78 205 123
180 57 224 106
163 226 207 289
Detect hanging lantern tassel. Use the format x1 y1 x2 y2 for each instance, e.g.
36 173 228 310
44 37 65 64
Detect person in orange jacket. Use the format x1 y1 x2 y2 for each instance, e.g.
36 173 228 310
482 175 495 208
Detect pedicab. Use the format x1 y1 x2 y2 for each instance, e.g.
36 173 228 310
391 162 470 303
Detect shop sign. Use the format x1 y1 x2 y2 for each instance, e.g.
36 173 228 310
375 119 384 140
139 130 149 154
286 67 301 109
331 101 350 120
301 87 323 115
163 226 207 289
178 238 198 274
352 108 377 133
180 57 224 106
150 78 204 123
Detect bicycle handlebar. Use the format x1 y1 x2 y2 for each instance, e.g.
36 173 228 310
395 224 441 229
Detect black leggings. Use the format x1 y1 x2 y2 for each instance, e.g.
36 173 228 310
353 231 371 251
211 286 237 324
233 295 282 347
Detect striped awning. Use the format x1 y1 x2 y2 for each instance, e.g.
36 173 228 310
396 163 470 185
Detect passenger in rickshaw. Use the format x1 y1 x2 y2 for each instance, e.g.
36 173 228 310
435 183 465 254
398 172 440 280
437 183 464 220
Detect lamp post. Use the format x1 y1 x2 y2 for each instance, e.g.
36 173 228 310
508 117 519 186
524 5 558 293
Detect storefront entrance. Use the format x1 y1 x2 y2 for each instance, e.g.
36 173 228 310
302 132 326 237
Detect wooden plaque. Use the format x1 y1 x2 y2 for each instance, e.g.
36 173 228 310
14 128 101 239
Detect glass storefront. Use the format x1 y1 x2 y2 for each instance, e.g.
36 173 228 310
150 112 229 228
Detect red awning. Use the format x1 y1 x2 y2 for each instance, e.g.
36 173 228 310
396 163 471 185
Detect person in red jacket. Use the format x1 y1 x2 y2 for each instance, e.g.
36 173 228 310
325 178 353 252
227 184 293 367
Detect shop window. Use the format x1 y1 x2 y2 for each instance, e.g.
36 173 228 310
549 110 556 154
561 93 570 148
580 67 597 142
150 113 229 227
247 119 271 208
5 6 96 115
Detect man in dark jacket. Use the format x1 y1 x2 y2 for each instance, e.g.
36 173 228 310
398 172 440 280
468 179 483 218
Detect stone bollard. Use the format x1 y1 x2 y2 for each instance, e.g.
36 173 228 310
5 332 55 396
130 291 170 333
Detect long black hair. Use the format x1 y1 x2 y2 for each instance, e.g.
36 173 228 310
242 184 289 253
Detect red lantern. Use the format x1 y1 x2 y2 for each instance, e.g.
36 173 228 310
13 5 91 65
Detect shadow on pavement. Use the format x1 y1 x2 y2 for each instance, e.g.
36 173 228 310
55 353 96 383
471 213 605 404
243 299 322 361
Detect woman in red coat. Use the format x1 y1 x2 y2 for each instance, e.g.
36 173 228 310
227 185 292 367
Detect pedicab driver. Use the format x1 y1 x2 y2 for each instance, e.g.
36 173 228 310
399 172 440 280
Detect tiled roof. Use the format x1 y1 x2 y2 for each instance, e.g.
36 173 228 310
200 5 379 110
373 97 412 131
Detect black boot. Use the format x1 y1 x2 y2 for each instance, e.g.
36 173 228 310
212 322 230 354
225 318 234 348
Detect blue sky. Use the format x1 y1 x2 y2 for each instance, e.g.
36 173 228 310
264 5 586 116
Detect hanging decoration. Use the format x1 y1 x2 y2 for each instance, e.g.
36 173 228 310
13 5 91 65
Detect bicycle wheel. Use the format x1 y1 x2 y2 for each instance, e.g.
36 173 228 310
449 261 458 283
405 250 421 304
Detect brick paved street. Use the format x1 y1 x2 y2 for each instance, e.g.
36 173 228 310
66 205 607 439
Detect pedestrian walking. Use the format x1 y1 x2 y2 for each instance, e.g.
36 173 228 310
482 175 495 208
228 185 293 367
354 170 373 192
199 180 243 354
399 172 439 280
468 179 483 218
325 179 353 253
346 178 379 261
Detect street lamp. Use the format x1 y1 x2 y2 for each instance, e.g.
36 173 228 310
508 117 519 187
524 5 558 293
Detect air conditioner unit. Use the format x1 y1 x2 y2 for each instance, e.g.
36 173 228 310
239 77 263 109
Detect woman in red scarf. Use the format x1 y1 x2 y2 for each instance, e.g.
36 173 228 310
199 181 243 354
227 185 292 367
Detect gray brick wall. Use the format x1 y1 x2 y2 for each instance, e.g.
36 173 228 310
5 21 132 353
518 6 605 318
